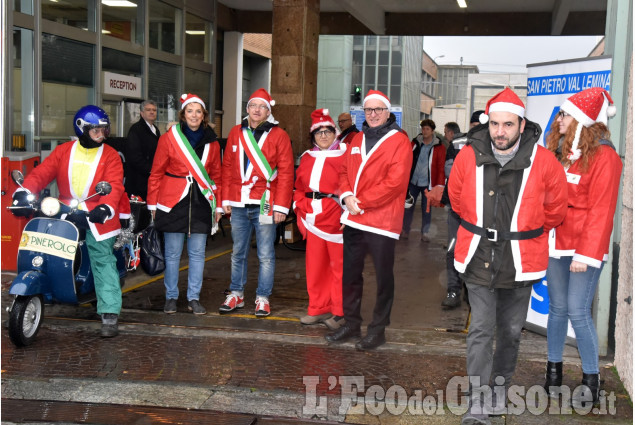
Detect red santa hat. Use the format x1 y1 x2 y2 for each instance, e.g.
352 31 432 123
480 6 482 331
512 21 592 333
248 88 275 110
310 108 339 134
560 87 616 127
363 90 391 109
561 87 617 161
180 93 206 110
479 88 525 124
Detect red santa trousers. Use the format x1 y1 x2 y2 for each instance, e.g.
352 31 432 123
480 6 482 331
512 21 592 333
305 231 344 316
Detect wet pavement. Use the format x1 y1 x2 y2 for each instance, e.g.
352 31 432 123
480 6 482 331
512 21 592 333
1 206 632 424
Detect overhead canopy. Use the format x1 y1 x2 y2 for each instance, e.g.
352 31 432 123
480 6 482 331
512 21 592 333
217 0 607 36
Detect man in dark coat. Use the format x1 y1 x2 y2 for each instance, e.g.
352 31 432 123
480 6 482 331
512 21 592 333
125 100 160 199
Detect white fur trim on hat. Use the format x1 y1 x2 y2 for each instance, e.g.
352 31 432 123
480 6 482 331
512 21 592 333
567 121 584 161
363 93 391 109
487 101 525 118
181 93 206 110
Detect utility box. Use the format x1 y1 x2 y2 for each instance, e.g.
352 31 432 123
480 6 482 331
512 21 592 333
1 152 40 271
284 220 302 243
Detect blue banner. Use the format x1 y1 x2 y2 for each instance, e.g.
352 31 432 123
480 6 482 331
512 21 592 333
527 70 611 96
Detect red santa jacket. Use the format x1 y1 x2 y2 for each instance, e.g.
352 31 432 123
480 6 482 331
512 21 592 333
339 129 412 239
293 145 347 243
147 127 222 214
549 145 622 268
221 123 294 214
21 140 125 241
449 143 568 282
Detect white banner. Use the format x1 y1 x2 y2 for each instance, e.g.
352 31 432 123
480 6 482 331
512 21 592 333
525 56 612 146
524 56 612 339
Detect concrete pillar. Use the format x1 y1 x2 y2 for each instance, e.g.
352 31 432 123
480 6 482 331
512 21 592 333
271 0 320 158
222 32 243 139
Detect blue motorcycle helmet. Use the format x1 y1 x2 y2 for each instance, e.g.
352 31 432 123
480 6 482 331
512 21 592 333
73 105 110 138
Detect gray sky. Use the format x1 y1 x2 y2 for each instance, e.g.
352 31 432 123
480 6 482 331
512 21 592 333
423 36 603 73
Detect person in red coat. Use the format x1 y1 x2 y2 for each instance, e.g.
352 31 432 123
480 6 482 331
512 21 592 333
325 90 412 350
294 109 347 330
449 89 568 423
12 105 125 337
544 87 622 403
401 119 446 242
147 93 222 316
219 88 294 317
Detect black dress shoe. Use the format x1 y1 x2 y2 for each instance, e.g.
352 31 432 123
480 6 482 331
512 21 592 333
325 325 361 343
355 332 386 350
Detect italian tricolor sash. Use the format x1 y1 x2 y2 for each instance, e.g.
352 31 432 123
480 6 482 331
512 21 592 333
239 128 278 220
168 125 217 216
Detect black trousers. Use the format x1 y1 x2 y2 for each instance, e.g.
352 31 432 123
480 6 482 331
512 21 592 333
342 226 396 334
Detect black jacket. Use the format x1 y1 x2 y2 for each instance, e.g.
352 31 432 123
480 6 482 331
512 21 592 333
125 118 160 199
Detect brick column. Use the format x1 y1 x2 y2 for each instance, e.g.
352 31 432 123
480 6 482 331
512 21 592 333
271 0 319 158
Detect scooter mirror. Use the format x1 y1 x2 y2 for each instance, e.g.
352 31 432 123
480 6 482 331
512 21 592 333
11 170 25 185
94 182 112 195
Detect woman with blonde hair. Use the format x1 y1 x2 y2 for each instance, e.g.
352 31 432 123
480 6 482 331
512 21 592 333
543 87 622 403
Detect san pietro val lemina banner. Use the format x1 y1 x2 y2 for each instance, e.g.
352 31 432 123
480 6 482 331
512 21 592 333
524 55 612 340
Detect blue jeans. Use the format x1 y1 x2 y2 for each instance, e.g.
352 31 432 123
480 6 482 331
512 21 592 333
547 256 603 374
402 183 431 235
163 232 207 301
229 205 277 297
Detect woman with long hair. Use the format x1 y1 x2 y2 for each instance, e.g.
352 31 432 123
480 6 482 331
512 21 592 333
543 87 622 403
147 94 222 315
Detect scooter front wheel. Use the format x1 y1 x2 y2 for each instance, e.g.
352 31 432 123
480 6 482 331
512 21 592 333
9 295 44 347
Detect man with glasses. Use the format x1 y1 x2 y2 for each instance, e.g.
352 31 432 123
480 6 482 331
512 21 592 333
336 112 359 144
125 99 160 200
220 88 294 317
324 90 412 350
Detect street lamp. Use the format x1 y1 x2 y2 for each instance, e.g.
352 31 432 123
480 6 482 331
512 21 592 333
433 55 445 63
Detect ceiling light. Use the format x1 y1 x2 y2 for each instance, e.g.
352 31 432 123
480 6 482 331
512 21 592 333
457 0 467 8
102 0 137 7
186 30 206 35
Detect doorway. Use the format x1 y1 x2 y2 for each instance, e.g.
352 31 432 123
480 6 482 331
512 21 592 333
101 99 142 137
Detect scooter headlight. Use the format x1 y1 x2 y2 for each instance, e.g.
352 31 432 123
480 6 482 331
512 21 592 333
40 197 61 216
32 256 44 267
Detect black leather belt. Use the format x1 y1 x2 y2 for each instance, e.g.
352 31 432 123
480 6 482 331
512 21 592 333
165 172 186 179
306 192 337 200
460 220 543 242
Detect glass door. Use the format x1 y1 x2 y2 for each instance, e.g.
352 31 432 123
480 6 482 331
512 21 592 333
101 100 123 137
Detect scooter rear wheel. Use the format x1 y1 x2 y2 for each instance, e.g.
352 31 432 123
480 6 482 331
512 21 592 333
9 295 44 347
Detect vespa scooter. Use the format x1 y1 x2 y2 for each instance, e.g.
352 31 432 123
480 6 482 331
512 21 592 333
6 170 127 347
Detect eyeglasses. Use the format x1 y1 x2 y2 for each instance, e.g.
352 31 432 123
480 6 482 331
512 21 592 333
557 110 571 119
248 104 269 111
363 107 388 115
315 129 334 137
337 119 350 124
